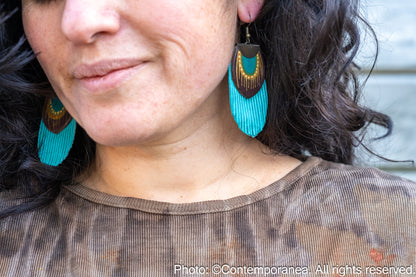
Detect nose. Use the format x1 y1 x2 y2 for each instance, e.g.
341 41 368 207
61 0 120 44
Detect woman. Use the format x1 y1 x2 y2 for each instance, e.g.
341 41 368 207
1 0 415 276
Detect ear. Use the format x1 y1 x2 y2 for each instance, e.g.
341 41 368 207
237 0 265 23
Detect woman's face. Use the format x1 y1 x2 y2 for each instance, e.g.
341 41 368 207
22 0 238 146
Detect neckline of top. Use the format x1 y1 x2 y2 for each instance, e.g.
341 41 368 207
63 156 323 215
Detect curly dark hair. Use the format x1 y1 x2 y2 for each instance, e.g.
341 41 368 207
0 0 390 219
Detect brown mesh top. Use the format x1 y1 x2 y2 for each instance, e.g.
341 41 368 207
1 157 416 276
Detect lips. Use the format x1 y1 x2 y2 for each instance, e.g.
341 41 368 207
72 59 146 93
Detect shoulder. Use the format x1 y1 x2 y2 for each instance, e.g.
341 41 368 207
0 187 82 270
0 189 35 265
291 158 416 265
301 157 416 196
288 157 416 216
297 157 416 226
0 188 26 214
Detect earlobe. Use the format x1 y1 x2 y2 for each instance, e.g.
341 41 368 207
237 0 265 23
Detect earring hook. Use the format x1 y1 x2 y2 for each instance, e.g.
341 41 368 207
245 14 252 44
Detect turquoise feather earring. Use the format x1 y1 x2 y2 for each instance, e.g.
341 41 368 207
37 97 76 166
229 22 268 137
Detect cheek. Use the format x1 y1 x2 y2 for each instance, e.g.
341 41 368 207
23 4 47 52
22 4 63 63
22 13 40 54
157 8 236 89
23 9 71 96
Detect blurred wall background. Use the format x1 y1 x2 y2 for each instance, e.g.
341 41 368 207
356 0 416 180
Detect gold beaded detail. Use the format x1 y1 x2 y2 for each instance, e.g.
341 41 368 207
234 50 264 92
46 98 66 120
237 51 260 79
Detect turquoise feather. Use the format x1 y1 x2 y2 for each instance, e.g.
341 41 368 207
37 118 76 166
229 64 268 137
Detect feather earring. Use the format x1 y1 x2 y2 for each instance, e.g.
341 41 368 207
37 97 76 166
228 22 268 137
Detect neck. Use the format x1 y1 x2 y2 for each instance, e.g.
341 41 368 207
84 115 248 201
80 88 301 203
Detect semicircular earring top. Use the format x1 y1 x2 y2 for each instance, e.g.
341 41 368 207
228 21 268 138
37 97 76 166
